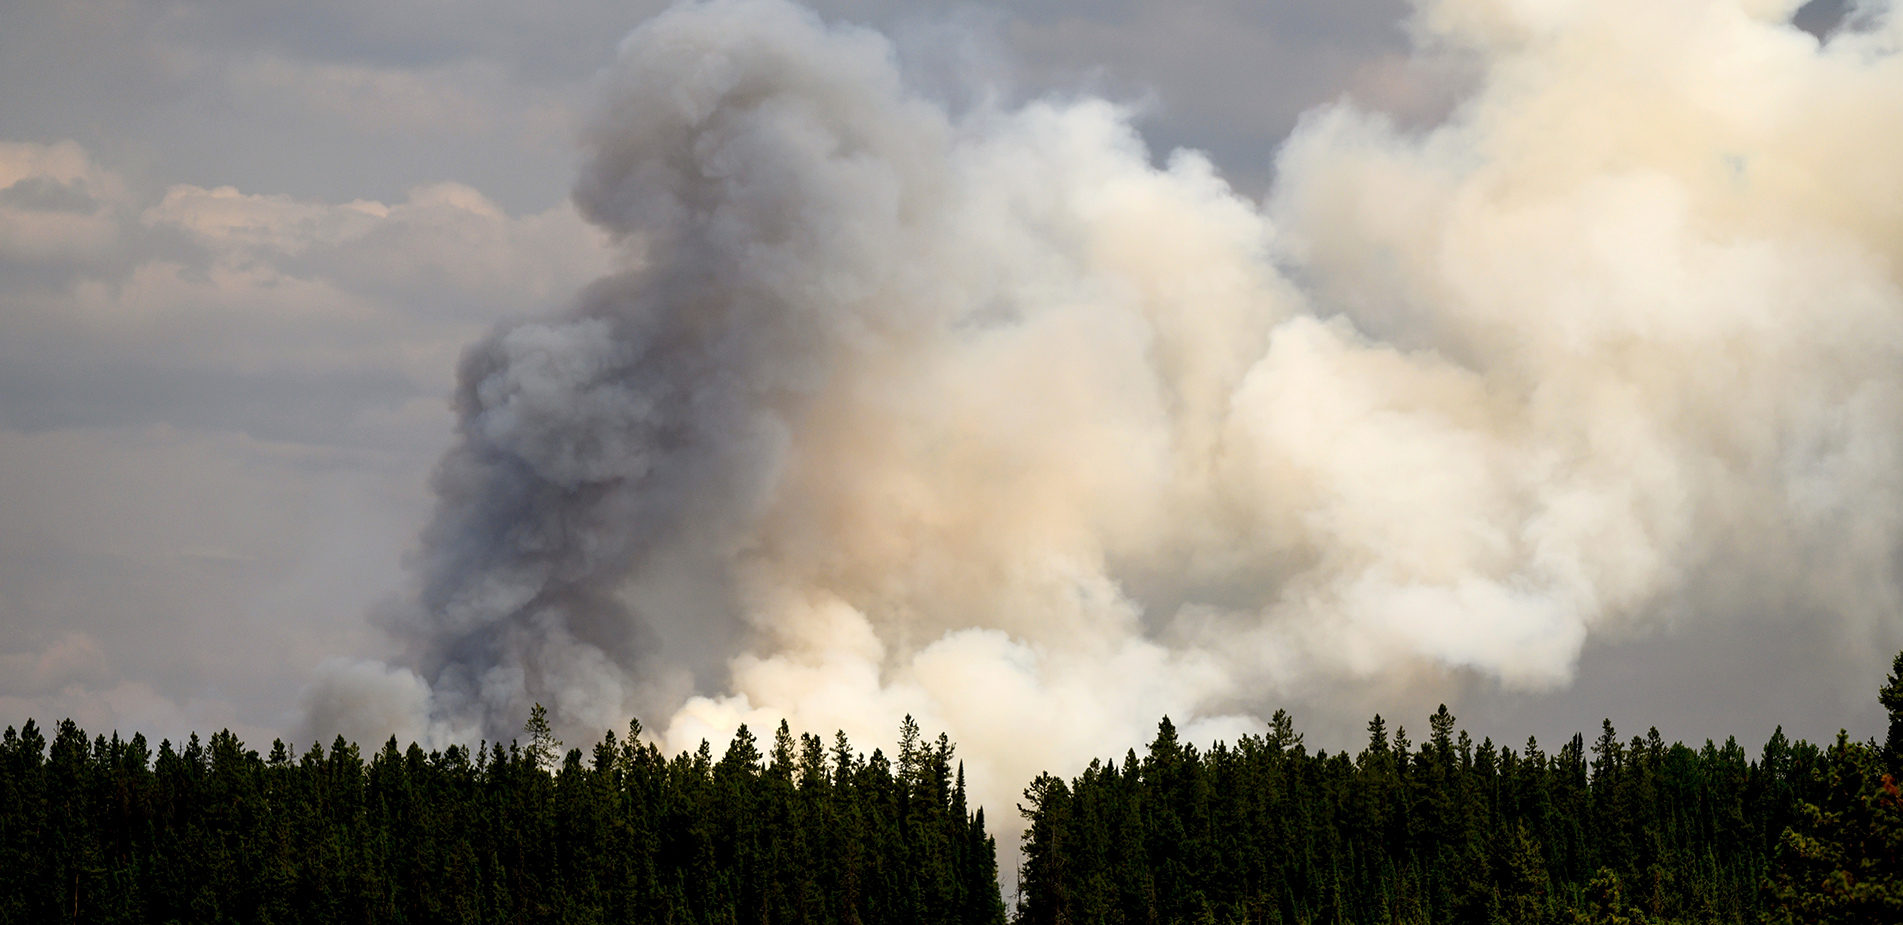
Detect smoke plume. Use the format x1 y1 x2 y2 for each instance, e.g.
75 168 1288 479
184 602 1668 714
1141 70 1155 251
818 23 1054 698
306 0 1903 822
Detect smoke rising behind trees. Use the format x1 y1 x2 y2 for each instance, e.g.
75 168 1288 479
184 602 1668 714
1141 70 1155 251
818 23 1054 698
0 0 1899 869
280 0 1903 853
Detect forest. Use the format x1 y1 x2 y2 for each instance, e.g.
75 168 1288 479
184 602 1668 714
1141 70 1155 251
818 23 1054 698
0 710 1003 925
1014 709 1899 925
2 659 1901 924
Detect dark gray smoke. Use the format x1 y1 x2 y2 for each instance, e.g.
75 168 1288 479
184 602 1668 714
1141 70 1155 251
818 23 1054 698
302 0 1903 845
376 0 952 741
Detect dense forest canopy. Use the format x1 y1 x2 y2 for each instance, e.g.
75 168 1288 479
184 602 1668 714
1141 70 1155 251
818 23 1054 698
4 655 1902 924
1012 654 1903 925
0 713 1003 925
1014 712 1898 925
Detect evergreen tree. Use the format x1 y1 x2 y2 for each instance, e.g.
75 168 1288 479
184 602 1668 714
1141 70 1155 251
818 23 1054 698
1010 701 1871 925
523 702 561 773
0 711 1008 925
1880 651 1903 767
1762 732 1903 924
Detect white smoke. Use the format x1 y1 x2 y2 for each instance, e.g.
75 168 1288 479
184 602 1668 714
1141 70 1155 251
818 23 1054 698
304 0 1903 833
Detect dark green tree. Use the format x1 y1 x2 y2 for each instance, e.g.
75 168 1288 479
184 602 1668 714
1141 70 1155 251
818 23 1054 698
1880 651 1903 767
523 702 561 773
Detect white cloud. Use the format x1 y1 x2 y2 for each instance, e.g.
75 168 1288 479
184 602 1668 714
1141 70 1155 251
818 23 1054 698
264 7 1903 876
2 6 1900 886
0 141 128 262
0 141 612 744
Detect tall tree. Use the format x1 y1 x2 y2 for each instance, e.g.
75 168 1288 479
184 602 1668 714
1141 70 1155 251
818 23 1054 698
523 702 562 773
1880 651 1903 767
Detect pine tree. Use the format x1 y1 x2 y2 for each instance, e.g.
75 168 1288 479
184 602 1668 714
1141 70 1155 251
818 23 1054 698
523 702 562 773
1762 731 1903 924
1880 651 1903 767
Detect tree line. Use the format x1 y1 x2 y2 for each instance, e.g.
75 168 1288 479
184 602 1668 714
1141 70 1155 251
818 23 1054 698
1013 656 1903 925
5 658 1902 924
0 710 1004 925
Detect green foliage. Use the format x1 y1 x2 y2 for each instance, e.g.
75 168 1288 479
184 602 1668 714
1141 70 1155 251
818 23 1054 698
1761 733 1903 924
13 652 1903 925
523 702 562 773
0 713 1006 925
1013 710 1832 925
1881 652 1903 766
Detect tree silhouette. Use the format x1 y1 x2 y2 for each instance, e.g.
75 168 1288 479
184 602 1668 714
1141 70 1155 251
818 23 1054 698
524 701 562 772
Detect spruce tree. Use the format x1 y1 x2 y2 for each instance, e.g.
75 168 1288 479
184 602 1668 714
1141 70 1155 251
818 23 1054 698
1880 650 1903 766
523 702 561 773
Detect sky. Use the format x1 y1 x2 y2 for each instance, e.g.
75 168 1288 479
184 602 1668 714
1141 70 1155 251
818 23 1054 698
0 0 1895 837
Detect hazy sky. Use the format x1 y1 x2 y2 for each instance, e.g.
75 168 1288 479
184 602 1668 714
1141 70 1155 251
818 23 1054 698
1 0 1891 787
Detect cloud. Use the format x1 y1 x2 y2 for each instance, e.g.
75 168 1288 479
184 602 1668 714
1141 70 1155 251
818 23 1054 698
0 633 112 697
0 141 612 747
221 53 583 148
0 142 128 263
0 630 286 750
298 658 435 749
0 146 611 442
4 5 1902 896
277 3 1903 865
0 0 1434 213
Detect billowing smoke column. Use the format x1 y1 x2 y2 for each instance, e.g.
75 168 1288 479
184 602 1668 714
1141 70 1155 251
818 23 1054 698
307 0 1903 825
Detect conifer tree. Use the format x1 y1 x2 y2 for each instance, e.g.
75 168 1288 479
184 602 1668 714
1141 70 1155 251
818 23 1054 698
1880 651 1903 766
0 708 1010 925
524 702 561 773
